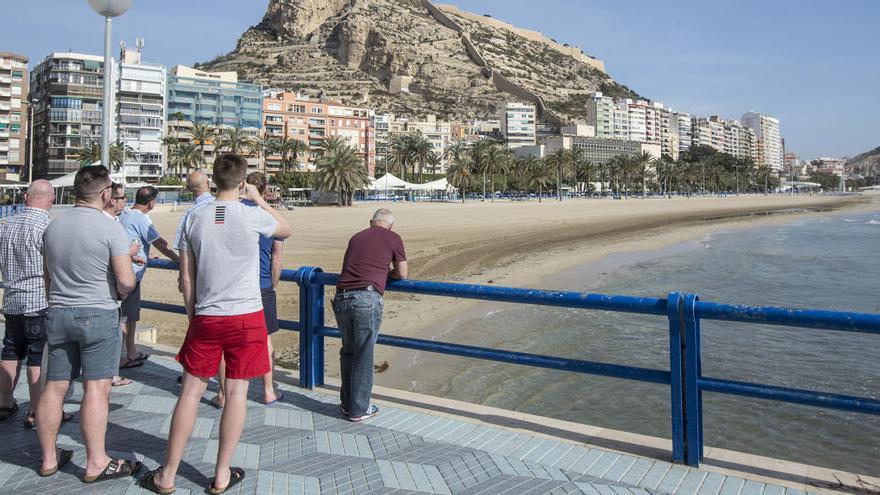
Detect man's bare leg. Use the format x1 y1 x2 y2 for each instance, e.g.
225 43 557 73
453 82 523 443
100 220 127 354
26 366 41 414
37 380 70 472
0 359 21 409
152 371 209 490
262 336 277 403
122 320 140 361
213 377 249 489
81 379 114 478
212 358 226 408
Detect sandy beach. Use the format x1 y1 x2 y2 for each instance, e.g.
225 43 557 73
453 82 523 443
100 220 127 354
126 192 880 371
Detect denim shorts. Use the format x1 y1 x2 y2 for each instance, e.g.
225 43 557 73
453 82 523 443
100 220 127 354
2 310 48 367
119 281 142 323
45 307 121 381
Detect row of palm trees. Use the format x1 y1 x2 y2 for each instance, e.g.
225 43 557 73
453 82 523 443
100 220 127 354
163 117 311 177
443 140 781 202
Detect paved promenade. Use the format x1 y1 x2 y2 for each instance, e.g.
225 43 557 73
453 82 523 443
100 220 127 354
0 355 858 494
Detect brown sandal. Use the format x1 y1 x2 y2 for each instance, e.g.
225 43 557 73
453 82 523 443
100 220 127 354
82 458 142 483
38 448 73 477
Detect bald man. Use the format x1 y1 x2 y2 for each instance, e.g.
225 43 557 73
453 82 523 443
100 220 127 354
0 180 55 424
172 171 214 256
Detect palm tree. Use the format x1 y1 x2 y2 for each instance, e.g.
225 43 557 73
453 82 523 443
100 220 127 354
632 151 655 197
655 156 676 197
473 141 509 203
575 158 597 197
546 148 578 201
77 140 134 172
388 134 414 181
190 122 214 165
215 127 251 155
755 163 774 195
161 135 180 176
169 141 203 176
408 132 435 183
446 158 475 203
269 137 308 173
315 142 369 206
248 136 267 175
528 157 554 202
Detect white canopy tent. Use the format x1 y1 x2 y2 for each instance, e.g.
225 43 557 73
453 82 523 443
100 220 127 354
408 177 454 191
367 173 412 191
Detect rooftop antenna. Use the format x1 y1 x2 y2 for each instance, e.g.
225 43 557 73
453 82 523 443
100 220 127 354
136 37 144 52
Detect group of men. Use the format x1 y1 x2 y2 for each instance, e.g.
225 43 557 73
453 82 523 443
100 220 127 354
0 152 407 493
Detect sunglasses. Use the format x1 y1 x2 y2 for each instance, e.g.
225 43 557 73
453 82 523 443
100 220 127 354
112 196 126 200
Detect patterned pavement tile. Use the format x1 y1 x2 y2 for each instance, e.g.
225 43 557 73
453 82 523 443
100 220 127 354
0 353 810 495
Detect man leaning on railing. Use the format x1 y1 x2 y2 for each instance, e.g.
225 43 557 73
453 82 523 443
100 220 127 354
332 208 408 422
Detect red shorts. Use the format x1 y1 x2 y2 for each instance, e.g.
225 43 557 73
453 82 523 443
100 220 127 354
176 310 270 380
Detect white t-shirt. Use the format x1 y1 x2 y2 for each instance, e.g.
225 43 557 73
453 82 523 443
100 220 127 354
180 201 278 316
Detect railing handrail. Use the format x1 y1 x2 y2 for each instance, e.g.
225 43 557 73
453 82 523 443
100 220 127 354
5 259 878 469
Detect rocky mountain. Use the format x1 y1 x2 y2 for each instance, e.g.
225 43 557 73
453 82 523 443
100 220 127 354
846 146 880 178
199 0 639 125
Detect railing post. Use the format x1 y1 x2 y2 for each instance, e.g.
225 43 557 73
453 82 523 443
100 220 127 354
683 293 704 466
295 266 324 389
667 292 686 463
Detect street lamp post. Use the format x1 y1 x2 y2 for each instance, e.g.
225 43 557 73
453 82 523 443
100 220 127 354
27 97 39 183
87 0 132 173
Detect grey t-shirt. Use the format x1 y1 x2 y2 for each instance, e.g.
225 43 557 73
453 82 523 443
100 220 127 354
43 206 131 309
180 200 277 316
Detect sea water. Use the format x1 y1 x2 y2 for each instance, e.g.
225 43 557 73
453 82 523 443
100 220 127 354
380 209 880 475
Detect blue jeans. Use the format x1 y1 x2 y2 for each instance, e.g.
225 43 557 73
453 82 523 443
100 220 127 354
332 290 383 417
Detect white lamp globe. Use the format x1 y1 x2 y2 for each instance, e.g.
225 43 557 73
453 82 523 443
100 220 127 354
87 0 132 17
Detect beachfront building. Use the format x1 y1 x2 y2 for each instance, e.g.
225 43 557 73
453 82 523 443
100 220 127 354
691 117 725 152
116 40 165 183
165 65 262 172
0 52 28 181
668 112 693 158
30 52 110 180
741 111 783 171
619 100 646 143
500 102 536 149
376 113 453 174
719 118 756 160
262 90 374 175
585 92 615 138
541 135 661 164
644 102 671 153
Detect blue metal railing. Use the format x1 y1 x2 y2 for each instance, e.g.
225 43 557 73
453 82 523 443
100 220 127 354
6 258 879 468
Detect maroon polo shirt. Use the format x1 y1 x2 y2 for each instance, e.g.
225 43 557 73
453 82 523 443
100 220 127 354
337 226 407 295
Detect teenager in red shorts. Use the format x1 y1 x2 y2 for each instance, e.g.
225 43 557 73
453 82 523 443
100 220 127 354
141 154 292 494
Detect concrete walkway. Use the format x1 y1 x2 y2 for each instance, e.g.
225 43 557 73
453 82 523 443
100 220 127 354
0 355 865 494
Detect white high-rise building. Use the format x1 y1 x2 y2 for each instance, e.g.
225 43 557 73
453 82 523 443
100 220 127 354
585 92 615 138
500 102 536 148
669 112 692 157
620 100 646 143
741 111 783 171
117 39 165 182
720 118 755 160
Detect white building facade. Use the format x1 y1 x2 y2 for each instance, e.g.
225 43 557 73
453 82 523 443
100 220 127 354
117 40 165 182
500 102 536 148
741 111 783 171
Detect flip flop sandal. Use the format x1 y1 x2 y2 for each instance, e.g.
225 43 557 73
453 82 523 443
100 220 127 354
264 391 284 406
112 377 133 387
134 352 150 362
119 358 144 369
82 458 142 483
206 467 245 494
140 467 176 494
24 411 74 429
0 401 19 421
38 448 74 477
209 396 224 410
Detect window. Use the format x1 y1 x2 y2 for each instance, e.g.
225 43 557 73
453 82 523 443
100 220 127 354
268 103 281 111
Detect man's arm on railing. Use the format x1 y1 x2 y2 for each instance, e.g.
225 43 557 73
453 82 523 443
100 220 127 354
111 254 137 299
152 237 180 264
179 250 196 321
271 240 283 289
390 260 408 280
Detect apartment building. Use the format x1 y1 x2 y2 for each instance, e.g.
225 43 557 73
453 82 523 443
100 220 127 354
166 66 262 171
373 113 453 174
585 92 615 138
741 112 783 171
669 112 693 158
718 117 755 160
692 117 726 152
117 40 165 182
30 52 109 179
620 100 646 143
262 90 374 175
543 135 661 164
500 102 536 149
0 52 28 181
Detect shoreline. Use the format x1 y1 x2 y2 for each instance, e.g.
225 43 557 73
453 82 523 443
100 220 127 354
115 193 879 370
371 195 880 388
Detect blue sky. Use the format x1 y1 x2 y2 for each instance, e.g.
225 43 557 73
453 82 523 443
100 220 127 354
3 0 877 158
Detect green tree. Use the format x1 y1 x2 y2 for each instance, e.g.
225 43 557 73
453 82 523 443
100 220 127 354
408 132 436 183
545 149 578 201
215 127 251 155
269 137 309 173
528 157 554 202
472 140 509 203
446 158 475 203
632 151 655 197
169 141 203 176
574 157 597 196
315 141 369 206
77 140 134 172
388 134 414 181
190 122 215 165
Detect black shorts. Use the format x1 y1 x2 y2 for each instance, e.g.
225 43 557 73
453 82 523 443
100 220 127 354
261 287 279 335
2 311 48 367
